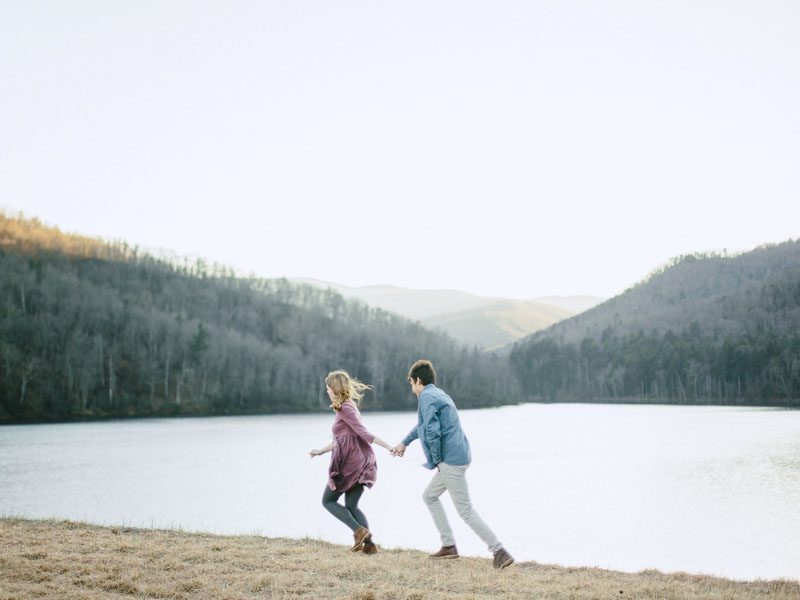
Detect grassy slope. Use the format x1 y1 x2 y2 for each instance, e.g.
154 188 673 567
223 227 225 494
1 519 798 600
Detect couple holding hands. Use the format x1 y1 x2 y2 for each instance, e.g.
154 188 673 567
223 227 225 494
309 359 514 570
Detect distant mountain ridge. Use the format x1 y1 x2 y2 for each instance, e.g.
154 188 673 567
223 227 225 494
510 240 800 406
293 278 604 348
527 241 800 345
292 278 494 320
421 300 574 350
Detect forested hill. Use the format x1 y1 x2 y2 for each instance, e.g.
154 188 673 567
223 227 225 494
0 214 521 423
510 240 800 406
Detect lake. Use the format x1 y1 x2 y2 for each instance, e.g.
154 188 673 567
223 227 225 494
1 403 799 582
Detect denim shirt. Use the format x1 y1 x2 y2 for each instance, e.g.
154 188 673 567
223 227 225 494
401 384 472 470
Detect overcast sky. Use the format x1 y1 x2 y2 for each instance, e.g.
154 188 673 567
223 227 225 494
2 1 798 299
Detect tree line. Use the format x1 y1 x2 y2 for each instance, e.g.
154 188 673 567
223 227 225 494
3 213 797 418
511 319 800 406
0 214 520 423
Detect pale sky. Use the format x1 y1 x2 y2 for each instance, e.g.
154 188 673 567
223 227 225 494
2 1 798 299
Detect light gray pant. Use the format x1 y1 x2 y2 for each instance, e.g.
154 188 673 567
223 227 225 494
422 462 503 553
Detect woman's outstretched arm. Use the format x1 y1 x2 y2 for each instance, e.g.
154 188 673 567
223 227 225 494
309 442 333 458
371 436 394 453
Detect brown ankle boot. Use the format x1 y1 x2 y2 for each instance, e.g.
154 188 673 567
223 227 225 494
350 526 370 552
493 547 514 569
429 545 459 559
362 540 378 555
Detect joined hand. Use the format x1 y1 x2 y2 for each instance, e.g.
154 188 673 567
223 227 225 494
390 443 406 457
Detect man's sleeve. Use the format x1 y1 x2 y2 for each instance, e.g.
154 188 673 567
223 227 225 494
401 422 419 446
421 400 442 465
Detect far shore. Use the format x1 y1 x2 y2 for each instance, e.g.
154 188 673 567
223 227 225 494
2 399 797 426
1 518 798 599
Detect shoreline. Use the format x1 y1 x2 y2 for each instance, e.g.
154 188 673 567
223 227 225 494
2 400 797 427
1 518 798 599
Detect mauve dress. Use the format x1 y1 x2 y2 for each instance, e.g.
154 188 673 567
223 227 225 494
328 401 377 492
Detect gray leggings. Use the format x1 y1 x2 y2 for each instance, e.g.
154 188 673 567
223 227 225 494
322 483 368 532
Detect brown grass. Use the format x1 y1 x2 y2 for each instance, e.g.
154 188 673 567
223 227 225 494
1 518 797 600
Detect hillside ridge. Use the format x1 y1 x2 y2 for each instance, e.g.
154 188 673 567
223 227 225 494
511 240 800 405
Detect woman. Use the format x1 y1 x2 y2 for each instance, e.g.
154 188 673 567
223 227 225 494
310 370 393 554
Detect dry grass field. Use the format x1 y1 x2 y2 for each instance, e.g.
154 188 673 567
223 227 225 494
1 518 798 600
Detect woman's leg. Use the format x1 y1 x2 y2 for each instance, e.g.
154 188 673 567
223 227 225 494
343 484 369 530
322 485 361 531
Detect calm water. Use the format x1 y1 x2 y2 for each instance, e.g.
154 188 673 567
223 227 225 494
1 404 799 582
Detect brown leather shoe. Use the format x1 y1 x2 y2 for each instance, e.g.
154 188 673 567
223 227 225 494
350 526 370 552
493 547 514 569
429 545 459 559
362 540 378 555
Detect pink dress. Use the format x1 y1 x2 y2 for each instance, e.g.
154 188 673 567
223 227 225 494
328 401 377 492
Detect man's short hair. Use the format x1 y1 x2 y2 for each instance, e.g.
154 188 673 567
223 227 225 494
408 359 436 386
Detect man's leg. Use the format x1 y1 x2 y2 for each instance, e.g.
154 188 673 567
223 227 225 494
422 469 456 547
439 463 503 554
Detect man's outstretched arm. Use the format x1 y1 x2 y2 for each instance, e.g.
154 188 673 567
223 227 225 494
393 415 423 457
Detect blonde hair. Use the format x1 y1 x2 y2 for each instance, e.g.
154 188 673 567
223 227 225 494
325 370 373 411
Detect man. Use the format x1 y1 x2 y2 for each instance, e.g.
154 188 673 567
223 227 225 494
392 359 514 569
